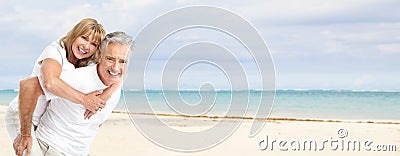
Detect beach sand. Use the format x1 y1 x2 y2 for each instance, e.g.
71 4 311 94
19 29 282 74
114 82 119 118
1 105 399 156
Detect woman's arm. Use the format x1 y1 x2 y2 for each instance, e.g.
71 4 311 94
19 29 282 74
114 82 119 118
84 80 122 119
40 58 105 111
98 80 122 101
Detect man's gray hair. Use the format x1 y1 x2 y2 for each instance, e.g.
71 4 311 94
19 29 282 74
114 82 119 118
100 31 134 53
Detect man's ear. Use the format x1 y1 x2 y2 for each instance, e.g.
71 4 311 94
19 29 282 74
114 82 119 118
98 53 103 62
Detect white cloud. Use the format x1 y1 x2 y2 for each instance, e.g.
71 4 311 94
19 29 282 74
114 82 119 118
266 21 400 57
234 0 400 25
377 43 400 54
323 41 347 54
0 4 96 39
353 75 375 88
0 0 165 39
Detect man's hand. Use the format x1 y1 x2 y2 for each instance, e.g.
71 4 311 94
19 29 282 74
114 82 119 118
13 134 32 156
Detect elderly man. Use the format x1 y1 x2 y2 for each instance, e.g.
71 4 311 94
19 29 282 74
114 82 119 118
14 31 133 156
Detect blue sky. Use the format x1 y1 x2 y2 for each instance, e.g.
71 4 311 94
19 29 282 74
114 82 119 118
1 0 399 90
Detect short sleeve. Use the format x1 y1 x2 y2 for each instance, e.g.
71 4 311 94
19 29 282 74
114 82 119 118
36 41 64 66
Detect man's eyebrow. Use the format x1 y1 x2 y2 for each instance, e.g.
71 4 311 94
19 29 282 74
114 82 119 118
105 55 128 61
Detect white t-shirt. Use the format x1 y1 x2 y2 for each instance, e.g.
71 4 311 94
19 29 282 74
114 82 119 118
36 64 121 156
8 40 75 125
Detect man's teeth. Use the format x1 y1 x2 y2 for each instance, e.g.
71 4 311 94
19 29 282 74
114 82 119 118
108 70 119 76
79 48 87 54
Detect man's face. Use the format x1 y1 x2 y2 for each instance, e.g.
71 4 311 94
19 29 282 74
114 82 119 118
97 42 129 86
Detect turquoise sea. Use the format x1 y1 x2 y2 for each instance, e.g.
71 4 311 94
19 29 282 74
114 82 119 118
1 89 399 122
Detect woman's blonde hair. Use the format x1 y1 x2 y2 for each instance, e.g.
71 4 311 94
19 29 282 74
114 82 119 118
60 18 106 67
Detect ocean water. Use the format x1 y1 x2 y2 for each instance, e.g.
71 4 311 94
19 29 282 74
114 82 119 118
1 89 399 121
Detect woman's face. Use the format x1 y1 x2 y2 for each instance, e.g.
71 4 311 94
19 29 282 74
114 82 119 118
71 30 100 59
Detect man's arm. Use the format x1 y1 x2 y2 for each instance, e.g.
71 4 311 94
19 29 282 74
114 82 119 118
19 77 44 136
13 77 44 156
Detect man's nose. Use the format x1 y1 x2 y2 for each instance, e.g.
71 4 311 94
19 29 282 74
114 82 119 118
112 61 119 71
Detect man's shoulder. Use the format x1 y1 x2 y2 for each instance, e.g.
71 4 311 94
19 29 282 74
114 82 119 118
59 64 103 92
63 64 97 75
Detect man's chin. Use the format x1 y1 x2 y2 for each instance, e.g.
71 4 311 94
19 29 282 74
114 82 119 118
106 78 121 86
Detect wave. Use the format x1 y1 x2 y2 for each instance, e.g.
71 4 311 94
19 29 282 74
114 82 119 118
0 89 19 92
121 89 400 92
278 89 400 93
350 89 400 93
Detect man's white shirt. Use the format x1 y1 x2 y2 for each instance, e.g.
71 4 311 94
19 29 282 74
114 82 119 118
36 64 121 156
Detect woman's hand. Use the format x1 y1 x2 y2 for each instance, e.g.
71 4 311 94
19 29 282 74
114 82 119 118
82 81 122 119
84 109 95 119
82 91 105 112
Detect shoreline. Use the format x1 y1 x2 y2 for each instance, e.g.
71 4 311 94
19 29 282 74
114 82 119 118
112 111 400 124
1 104 398 124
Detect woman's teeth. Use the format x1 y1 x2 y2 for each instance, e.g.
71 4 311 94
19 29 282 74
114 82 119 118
79 47 87 54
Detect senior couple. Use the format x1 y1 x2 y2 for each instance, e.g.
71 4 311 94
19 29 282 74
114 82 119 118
5 18 133 156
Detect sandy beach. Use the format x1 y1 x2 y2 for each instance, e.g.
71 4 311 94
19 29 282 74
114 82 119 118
1 105 399 156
